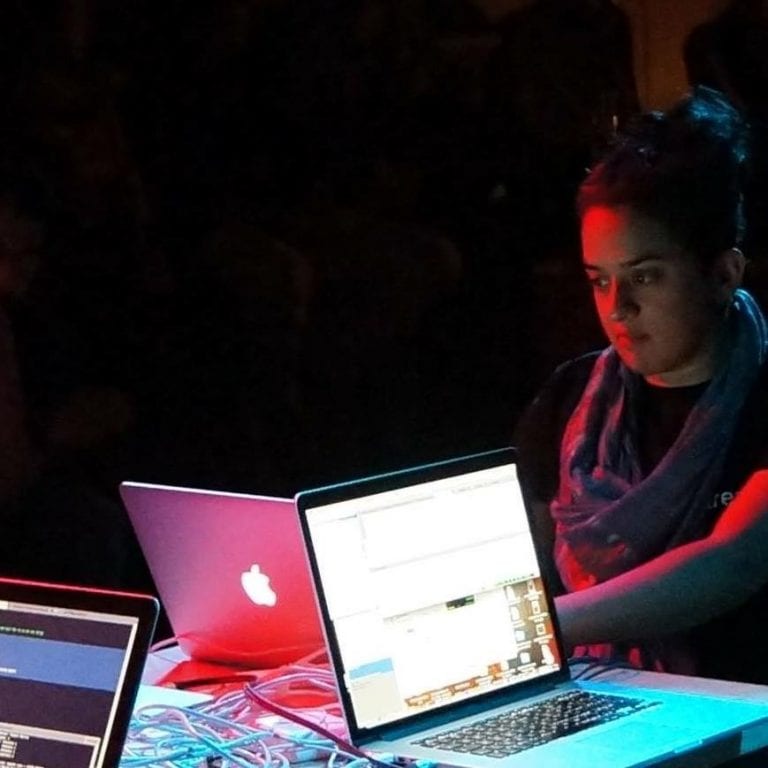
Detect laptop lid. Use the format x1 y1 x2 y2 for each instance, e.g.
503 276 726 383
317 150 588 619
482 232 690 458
295 447 571 746
119 482 324 668
0 577 157 768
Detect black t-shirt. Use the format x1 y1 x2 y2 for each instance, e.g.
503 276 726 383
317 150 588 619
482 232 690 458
513 351 768 683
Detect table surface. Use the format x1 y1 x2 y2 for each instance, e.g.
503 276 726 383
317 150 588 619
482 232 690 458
132 647 768 767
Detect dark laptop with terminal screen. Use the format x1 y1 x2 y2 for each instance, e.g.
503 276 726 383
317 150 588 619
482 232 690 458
0 577 158 768
295 447 768 768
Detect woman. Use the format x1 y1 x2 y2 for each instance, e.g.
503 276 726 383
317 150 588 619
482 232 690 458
515 86 768 683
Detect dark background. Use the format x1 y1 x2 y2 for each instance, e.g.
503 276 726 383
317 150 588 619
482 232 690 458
0 0 764 597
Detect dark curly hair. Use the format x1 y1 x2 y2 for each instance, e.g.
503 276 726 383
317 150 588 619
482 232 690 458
577 86 750 265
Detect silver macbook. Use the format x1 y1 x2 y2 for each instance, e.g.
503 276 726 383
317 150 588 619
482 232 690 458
120 482 324 669
295 448 768 767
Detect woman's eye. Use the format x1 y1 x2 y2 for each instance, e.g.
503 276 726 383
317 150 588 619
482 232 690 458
632 270 657 285
587 275 610 290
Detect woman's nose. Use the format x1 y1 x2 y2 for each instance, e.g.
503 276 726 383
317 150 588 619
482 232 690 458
608 279 638 321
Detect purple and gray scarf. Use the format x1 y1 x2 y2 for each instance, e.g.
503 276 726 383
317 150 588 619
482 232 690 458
552 289 768 592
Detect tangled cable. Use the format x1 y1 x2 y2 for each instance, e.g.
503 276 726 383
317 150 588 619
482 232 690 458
120 657 395 768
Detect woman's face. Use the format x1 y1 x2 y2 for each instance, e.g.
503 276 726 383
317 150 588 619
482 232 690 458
581 205 730 387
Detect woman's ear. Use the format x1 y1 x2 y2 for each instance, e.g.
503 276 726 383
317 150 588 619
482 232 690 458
713 247 746 302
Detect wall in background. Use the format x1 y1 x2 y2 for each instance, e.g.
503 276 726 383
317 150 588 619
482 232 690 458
620 0 728 108
474 0 730 108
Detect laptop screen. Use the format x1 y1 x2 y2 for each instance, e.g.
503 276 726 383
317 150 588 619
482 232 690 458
0 579 157 768
299 452 564 734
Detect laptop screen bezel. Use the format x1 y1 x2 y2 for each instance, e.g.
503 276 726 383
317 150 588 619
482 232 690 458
0 577 158 767
295 447 571 745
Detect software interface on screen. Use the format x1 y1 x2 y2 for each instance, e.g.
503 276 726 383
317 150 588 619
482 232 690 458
0 598 139 768
305 463 562 729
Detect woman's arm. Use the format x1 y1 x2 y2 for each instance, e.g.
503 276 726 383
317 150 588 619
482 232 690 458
554 470 768 646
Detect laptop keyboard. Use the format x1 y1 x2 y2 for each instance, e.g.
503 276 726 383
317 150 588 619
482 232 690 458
414 690 657 758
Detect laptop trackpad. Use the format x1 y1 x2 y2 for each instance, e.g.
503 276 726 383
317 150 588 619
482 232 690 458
568 722 740 766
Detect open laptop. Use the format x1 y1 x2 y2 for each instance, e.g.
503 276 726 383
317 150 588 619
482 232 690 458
0 576 157 768
295 447 768 768
119 482 324 668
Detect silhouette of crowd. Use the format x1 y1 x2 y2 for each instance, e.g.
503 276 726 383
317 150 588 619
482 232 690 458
0 0 669 592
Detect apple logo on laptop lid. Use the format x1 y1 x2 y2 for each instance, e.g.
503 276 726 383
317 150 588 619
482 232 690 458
241 564 277 607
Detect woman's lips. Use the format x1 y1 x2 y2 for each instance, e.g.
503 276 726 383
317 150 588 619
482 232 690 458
614 331 649 348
